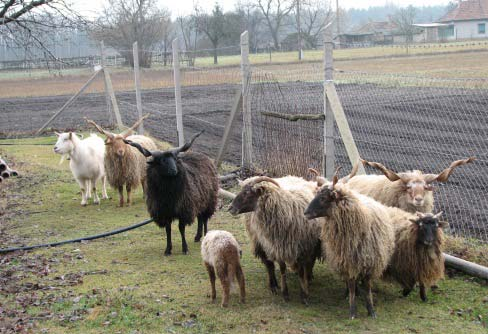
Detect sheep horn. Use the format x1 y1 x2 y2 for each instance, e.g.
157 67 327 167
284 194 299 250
331 166 342 188
433 211 443 219
248 176 281 188
360 158 403 182
123 139 152 157
424 157 476 183
172 130 204 155
339 160 360 184
86 119 114 139
308 168 320 177
308 168 328 187
122 114 150 138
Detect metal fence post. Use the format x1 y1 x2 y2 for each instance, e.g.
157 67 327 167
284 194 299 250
323 23 335 179
172 38 184 146
241 31 253 170
132 41 144 134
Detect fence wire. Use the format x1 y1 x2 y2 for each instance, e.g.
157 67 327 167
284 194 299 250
251 68 487 243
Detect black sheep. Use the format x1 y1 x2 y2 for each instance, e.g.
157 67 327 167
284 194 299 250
125 131 219 256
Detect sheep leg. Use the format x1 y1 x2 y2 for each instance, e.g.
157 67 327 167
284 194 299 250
194 216 203 242
254 244 278 294
419 283 427 302
164 223 172 256
205 262 217 302
118 186 124 207
236 264 246 304
219 267 230 308
126 184 132 206
402 285 414 297
101 176 109 199
279 262 289 302
86 180 92 199
179 221 189 254
77 179 88 206
306 259 315 282
298 265 309 305
364 278 376 319
348 279 357 320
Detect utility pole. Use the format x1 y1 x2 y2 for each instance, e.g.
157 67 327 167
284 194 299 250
297 0 302 60
336 0 340 48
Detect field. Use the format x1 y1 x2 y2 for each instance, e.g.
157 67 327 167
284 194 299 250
1 138 487 333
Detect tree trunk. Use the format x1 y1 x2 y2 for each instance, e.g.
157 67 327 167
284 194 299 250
213 44 218 65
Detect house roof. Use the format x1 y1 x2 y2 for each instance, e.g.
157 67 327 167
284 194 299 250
438 0 488 22
352 21 399 35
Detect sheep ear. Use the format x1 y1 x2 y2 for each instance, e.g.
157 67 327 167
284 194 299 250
316 176 327 187
416 211 425 219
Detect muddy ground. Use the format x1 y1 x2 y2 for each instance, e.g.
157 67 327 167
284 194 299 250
0 82 487 240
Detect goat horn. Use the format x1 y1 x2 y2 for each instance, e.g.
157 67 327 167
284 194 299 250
425 157 476 183
433 211 443 219
173 130 204 154
308 168 320 177
249 176 281 188
123 139 152 157
361 158 402 182
86 119 114 138
122 114 150 138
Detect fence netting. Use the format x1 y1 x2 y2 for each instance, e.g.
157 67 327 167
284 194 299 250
251 68 487 243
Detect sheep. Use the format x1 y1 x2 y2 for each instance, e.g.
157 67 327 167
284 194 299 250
124 131 219 256
86 115 157 207
347 157 475 213
229 176 323 304
201 230 245 307
53 132 108 206
386 211 447 302
304 167 395 319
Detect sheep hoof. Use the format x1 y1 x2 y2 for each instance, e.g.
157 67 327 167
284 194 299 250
369 311 377 319
94 200 100 205
221 303 228 308
164 250 172 256
194 235 202 242
402 288 412 297
270 286 278 295
182 250 189 255
240 298 245 304
81 202 87 207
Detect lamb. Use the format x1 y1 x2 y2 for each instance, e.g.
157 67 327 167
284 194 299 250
53 132 108 206
86 115 157 207
347 157 475 213
201 230 245 307
124 131 218 256
386 211 447 302
304 167 395 319
229 176 323 304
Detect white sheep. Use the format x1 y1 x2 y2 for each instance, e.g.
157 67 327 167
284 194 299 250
54 132 108 206
201 230 245 307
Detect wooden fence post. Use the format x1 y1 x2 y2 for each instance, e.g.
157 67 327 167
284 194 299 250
323 23 335 179
101 41 123 130
100 41 113 126
240 31 253 170
172 38 184 146
132 41 144 134
216 90 243 168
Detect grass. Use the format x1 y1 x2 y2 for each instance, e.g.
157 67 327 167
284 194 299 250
1 137 487 333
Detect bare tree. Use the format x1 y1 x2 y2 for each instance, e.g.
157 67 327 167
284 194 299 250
0 0 84 61
92 0 170 68
255 0 295 49
392 5 417 53
194 3 227 65
299 0 333 49
235 1 264 51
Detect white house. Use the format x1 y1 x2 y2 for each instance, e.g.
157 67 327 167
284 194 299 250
437 0 488 40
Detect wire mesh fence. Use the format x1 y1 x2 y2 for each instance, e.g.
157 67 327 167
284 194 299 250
250 67 487 243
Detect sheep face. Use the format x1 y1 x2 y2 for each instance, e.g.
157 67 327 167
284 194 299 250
402 175 433 208
410 212 447 247
147 151 179 176
105 134 131 158
228 184 262 215
53 132 76 155
304 186 340 219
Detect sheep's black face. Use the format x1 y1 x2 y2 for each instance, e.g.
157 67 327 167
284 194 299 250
228 186 261 215
149 152 178 176
304 187 336 219
415 216 443 247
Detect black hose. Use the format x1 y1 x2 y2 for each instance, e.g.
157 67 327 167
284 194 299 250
0 218 153 254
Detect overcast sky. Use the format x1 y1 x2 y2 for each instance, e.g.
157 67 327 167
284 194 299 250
76 0 451 19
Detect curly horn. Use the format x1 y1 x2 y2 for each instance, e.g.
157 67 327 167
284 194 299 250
86 119 114 139
424 157 476 183
249 176 281 189
360 158 402 182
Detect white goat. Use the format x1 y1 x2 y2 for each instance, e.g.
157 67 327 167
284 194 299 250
54 132 108 206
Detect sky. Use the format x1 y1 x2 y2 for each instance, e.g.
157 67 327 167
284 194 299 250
75 0 452 19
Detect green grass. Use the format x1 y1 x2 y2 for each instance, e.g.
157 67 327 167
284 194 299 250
1 137 487 333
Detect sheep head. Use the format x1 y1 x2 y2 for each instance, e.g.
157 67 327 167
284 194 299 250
360 157 475 208
53 132 78 155
86 115 149 158
228 176 280 215
409 212 447 247
304 166 346 219
124 130 203 177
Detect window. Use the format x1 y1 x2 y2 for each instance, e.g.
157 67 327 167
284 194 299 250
479 23 486 34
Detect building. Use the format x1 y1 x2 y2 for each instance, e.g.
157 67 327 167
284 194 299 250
336 21 399 46
437 0 488 40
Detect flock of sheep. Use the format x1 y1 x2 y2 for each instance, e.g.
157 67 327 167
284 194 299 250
49 115 475 319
